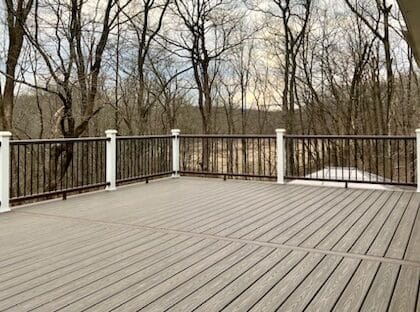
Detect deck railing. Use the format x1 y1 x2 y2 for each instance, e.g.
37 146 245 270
179 134 277 179
284 135 417 187
9 138 109 203
116 135 173 184
1 133 174 207
0 128 418 211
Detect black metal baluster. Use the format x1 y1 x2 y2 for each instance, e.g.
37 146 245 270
16 145 19 198
30 144 34 196
397 140 400 184
382 139 386 183
390 140 393 182
354 139 358 182
405 139 408 184
361 139 364 182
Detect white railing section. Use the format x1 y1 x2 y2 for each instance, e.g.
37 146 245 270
105 129 118 191
276 129 286 184
171 129 181 178
0 132 12 213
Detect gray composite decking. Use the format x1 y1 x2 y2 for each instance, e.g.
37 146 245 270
0 177 419 311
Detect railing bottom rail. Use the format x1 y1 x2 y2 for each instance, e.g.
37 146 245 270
10 182 110 205
116 171 173 184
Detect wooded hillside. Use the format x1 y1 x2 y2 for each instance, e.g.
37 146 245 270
1 0 419 138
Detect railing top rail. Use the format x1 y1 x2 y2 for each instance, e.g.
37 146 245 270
117 135 172 140
284 134 416 140
10 137 110 145
180 134 276 138
8 134 416 144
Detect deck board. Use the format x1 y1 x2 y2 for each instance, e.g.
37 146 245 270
139 245 273 311
386 194 420 259
0 177 419 311
185 248 290 311
332 260 381 311
199 186 315 236
213 187 332 238
360 262 401 311
283 190 374 246
265 189 363 243
304 257 361 312
238 188 341 240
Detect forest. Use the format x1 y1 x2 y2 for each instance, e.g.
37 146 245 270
1 0 419 139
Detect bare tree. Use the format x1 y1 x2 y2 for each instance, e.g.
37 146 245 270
344 0 394 134
122 0 171 133
22 0 132 138
148 49 189 132
165 0 245 134
13 0 133 190
252 0 312 171
0 0 33 130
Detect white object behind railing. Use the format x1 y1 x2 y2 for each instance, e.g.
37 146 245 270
105 129 117 191
276 129 286 184
172 129 181 178
417 129 420 192
0 132 12 213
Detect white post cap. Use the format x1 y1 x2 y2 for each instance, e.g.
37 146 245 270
171 129 181 135
275 129 286 134
0 131 12 137
416 129 420 134
105 129 118 135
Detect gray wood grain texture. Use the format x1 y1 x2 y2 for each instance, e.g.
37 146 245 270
0 177 418 312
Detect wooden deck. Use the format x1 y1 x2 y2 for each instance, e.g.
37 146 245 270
1 177 419 311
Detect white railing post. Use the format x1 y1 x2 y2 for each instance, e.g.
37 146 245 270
105 129 117 191
0 131 12 213
416 129 420 192
171 129 180 178
276 129 286 184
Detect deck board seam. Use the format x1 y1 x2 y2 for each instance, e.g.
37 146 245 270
14 210 420 268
